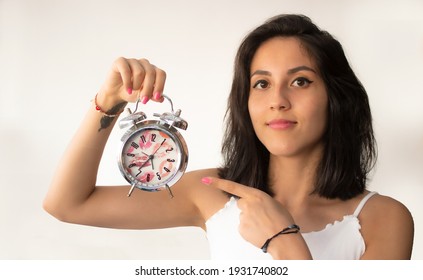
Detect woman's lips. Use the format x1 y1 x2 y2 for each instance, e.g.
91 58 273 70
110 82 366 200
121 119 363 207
267 119 297 129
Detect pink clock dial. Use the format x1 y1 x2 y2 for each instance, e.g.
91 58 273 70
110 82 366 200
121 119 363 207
121 128 180 189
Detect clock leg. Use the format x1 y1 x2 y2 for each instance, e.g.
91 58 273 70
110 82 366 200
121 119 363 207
128 183 136 197
165 184 174 198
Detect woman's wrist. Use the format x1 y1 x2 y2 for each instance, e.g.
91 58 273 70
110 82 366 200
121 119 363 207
261 224 300 253
96 89 127 113
266 233 312 260
93 90 127 132
94 93 126 117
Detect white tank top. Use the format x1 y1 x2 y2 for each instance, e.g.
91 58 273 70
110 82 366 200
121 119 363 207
205 192 377 260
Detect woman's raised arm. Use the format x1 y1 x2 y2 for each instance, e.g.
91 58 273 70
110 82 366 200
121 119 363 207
43 57 204 230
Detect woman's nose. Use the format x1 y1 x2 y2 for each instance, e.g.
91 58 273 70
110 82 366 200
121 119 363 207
270 88 291 110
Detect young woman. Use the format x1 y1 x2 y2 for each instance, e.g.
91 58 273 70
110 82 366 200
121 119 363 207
43 14 414 259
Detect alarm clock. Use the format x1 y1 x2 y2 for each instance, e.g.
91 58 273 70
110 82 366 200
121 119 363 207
117 95 188 198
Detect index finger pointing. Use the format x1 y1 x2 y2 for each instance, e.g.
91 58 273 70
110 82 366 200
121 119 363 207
201 177 255 198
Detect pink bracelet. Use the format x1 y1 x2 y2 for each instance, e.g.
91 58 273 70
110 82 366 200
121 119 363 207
94 93 122 118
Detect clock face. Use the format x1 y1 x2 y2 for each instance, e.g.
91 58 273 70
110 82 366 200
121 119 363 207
119 124 186 191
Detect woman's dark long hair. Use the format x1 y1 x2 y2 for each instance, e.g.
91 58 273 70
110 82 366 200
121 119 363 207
218 14 377 200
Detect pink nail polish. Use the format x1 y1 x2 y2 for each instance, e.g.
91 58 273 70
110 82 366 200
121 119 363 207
141 96 149 104
153 92 161 100
201 177 212 185
127 88 133 94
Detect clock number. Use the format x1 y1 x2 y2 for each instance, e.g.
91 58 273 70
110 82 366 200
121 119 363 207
164 167 171 173
127 153 135 157
165 147 174 153
140 135 146 143
167 159 175 162
146 173 151 182
151 134 157 142
131 142 139 149
156 172 161 180
128 163 137 168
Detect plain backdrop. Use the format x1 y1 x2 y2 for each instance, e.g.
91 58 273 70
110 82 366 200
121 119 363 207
1 0 422 259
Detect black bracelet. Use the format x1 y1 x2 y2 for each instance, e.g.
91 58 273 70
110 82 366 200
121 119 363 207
261 224 300 253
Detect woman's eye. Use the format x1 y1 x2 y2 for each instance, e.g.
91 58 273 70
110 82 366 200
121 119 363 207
253 80 269 89
291 77 313 87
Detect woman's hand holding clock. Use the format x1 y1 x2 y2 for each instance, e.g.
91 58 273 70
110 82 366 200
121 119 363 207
93 57 189 197
106 55 190 199
97 57 167 110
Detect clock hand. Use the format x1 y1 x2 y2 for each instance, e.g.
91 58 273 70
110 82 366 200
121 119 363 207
139 151 156 169
149 138 166 169
151 139 167 156
128 155 153 197
151 157 155 170
135 158 151 177
129 139 167 196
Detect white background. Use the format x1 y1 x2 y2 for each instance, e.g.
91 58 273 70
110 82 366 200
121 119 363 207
1 0 422 260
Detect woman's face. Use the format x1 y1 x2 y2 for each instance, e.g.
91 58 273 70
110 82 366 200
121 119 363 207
248 36 328 159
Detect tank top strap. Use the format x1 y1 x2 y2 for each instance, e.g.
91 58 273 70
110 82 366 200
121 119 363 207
353 191 377 217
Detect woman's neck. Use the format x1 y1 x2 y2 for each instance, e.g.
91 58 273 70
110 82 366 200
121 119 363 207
268 150 322 209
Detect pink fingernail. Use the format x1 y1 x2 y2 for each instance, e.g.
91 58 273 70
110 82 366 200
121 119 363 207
141 96 149 104
201 177 212 185
127 88 133 94
153 92 161 100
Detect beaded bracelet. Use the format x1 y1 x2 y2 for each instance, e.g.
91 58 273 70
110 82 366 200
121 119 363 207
94 93 122 118
261 224 300 253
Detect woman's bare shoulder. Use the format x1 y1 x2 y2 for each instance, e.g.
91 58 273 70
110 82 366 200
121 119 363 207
360 192 414 259
179 168 232 222
362 193 413 222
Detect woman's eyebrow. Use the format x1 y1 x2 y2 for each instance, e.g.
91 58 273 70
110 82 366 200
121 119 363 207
250 70 271 78
250 66 316 78
287 65 316 74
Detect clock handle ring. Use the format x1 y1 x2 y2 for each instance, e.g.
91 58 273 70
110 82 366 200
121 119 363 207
132 94 174 114
162 94 174 113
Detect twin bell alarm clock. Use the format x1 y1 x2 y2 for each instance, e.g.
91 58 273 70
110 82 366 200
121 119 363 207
117 95 188 198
